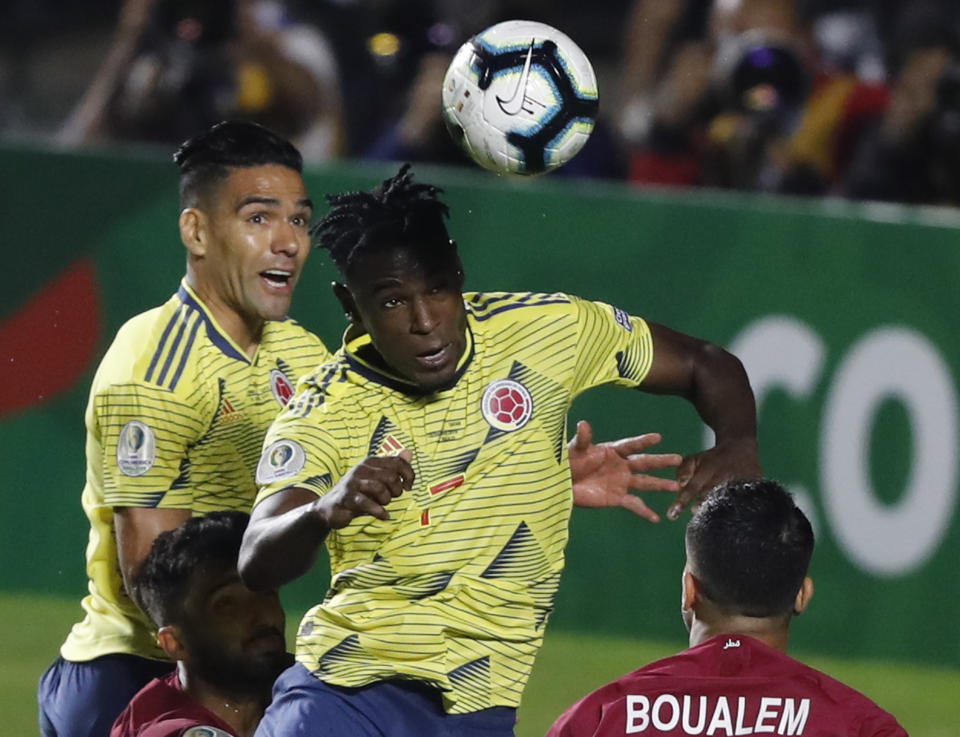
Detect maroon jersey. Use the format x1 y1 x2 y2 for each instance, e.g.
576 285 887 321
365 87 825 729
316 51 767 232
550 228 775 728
110 672 237 737
547 635 906 737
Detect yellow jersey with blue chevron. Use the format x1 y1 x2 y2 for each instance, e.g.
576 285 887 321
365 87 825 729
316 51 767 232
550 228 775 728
61 281 329 663
255 291 655 713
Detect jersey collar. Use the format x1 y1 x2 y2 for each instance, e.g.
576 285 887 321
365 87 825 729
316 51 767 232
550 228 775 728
177 280 251 363
342 322 475 396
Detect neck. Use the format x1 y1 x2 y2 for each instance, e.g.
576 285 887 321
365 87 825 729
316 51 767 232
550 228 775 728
185 271 262 358
178 664 269 737
689 615 791 653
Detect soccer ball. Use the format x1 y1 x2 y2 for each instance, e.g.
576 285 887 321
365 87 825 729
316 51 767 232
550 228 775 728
441 20 599 176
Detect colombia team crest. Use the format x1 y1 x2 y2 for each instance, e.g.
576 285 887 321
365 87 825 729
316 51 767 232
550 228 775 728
270 368 295 407
481 379 533 432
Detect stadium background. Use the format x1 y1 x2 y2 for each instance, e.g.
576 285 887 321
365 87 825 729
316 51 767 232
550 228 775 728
2 143 959 734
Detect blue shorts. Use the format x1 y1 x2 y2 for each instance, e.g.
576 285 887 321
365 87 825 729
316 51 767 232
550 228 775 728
255 663 517 737
38 654 174 737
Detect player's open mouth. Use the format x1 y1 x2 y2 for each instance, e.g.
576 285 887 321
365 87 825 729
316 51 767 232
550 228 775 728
261 270 293 291
416 343 451 369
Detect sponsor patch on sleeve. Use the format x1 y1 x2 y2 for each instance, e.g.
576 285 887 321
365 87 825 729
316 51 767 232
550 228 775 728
116 420 157 477
256 439 306 484
613 306 633 332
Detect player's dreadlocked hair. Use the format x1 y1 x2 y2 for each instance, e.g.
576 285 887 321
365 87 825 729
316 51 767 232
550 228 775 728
311 163 455 275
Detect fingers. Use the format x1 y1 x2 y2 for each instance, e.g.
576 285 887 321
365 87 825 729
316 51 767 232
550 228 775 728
618 493 661 523
628 475 681 493
610 432 663 457
337 453 417 523
570 420 593 453
626 452 683 473
667 457 699 520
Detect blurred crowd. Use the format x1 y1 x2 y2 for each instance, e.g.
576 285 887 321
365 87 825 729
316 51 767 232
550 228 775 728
3 0 960 206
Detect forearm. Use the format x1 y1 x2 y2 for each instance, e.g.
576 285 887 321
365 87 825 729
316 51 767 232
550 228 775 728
238 491 330 591
687 341 757 445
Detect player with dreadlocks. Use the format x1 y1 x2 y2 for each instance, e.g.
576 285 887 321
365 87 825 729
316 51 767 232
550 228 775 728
239 163 761 736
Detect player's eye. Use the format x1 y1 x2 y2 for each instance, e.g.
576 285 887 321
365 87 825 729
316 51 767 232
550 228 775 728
291 214 309 228
248 213 266 225
383 297 402 308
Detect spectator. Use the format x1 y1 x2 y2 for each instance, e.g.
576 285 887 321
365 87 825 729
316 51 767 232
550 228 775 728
59 0 344 162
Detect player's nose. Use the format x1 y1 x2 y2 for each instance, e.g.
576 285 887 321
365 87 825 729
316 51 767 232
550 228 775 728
272 219 303 257
410 297 437 334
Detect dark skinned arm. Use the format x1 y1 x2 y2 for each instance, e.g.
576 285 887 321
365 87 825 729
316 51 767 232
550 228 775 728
642 321 761 519
239 450 414 592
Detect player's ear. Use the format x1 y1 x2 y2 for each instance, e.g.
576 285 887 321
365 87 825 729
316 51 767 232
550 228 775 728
156 625 187 660
179 208 207 258
681 569 699 611
793 576 814 616
332 282 361 326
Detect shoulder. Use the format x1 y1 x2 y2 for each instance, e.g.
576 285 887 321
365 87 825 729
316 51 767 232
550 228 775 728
99 301 179 373
465 291 575 320
95 294 206 392
264 318 333 371
270 316 326 348
464 291 581 335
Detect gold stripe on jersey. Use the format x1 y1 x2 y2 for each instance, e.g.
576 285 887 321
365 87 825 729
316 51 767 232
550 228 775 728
256 291 655 713
61 280 329 663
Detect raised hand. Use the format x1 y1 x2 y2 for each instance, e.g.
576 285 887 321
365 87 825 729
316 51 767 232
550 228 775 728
667 438 761 520
568 420 682 523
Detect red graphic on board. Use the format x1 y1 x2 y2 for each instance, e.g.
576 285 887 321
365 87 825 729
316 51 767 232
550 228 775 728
0 258 102 416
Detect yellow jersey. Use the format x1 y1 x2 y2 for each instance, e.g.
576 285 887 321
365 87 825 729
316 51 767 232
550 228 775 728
61 281 329 662
255 291 655 712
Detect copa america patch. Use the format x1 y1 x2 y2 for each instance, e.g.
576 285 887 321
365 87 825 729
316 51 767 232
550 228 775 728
481 379 534 432
116 420 157 477
182 727 234 737
270 368 295 407
613 306 633 332
256 439 306 484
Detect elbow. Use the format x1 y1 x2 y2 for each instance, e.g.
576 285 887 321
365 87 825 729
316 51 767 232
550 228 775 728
237 530 272 592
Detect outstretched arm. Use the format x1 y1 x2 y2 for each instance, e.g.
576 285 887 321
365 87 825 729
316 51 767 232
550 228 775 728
239 451 414 591
568 420 681 523
642 322 761 519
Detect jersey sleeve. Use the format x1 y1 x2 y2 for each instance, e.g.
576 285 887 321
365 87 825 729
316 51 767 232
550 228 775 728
568 295 655 397
96 381 208 509
254 382 345 506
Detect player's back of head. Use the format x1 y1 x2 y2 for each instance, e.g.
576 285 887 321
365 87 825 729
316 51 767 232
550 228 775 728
173 120 303 208
311 163 456 277
135 510 249 629
685 478 813 618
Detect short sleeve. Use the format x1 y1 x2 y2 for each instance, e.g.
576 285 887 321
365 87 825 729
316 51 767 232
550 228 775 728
97 382 207 509
254 385 345 506
569 296 655 397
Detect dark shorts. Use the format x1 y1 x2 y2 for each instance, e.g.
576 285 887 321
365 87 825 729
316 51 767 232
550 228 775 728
38 654 174 737
255 663 517 737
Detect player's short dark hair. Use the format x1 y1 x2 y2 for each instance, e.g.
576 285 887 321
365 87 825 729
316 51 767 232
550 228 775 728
173 120 303 208
310 163 455 276
135 511 248 628
685 478 814 618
